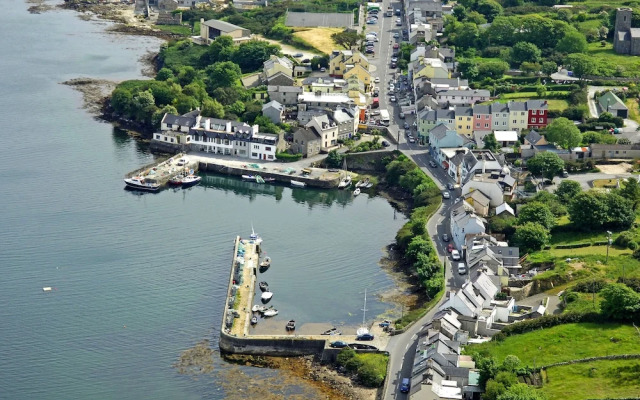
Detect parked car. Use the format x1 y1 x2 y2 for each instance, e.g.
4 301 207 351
442 233 449 242
562 170 569 177
447 243 454 253
390 62 397 68
408 137 416 143
374 77 380 83
443 192 450 199
403 122 409 129
393 43 399 49
400 378 411 393
379 320 391 328
451 250 461 261
399 112 405 119
350 343 378 350
381 140 390 147
389 83 395 91
390 95 397 102
365 48 375 54
393 32 400 38
293 53 303 58
458 263 467 275
330 341 349 348
429 160 437 168
366 19 377 24
320 67 326 72
391 56 398 63
356 333 375 341
447 183 454 190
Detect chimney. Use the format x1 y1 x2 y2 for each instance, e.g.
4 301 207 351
205 118 211 130
225 121 232 133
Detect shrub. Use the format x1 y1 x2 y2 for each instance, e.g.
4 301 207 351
614 231 635 248
572 279 608 293
494 312 607 340
275 152 302 162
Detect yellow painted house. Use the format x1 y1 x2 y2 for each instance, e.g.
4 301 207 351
454 107 473 137
329 50 371 89
413 57 450 80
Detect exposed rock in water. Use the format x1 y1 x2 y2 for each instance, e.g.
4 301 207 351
173 339 215 375
27 0 55 14
61 78 118 116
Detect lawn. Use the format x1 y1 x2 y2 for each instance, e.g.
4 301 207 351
592 178 619 188
540 359 640 400
293 27 342 55
465 322 640 367
626 98 640 125
155 23 199 37
587 41 640 76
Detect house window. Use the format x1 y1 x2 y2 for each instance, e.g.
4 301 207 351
265 147 271 151
503 121 506 126
164 137 168 142
476 114 480 118
532 110 537 115
476 123 480 128
268 155 274 159
467 125 471 130
170 138 174 143
155 134 160 139
458 125 462 129
167 124 172 128
252 152 258 157
539 118 544 123
521 112 525 116
512 120 516 124
485 123 489 128
503 113 507 117
531 118 535 123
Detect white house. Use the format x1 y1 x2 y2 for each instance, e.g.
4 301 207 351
450 201 486 251
262 100 285 124
439 271 499 317
436 89 490 106
493 130 518 149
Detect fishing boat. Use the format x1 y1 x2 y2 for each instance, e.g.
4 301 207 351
358 178 370 188
263 308 278 317
261 291 273 302
353 188 361 196
259 281 269 292
260 256 271 270
291 180 306 187
168 174 185 186
286 320 296 331
123 177 160 192
181 174 201 188
250 225 262 245
251 316 258 325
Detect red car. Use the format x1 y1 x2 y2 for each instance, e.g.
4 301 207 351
447 244 454 253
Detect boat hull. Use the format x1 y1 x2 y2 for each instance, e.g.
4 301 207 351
124 179 160 192
181 176 201 188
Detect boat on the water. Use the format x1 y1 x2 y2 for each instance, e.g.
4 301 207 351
353 188 361 196
261 291 273 302
356 178 370 188
291 180 306 187
286 320 296 331
124 177 160 192
251 316 258 325
355 180 364 188
338 175 352 189
263 308 278 317
252 304 267 313
259 281 269 292
250 225 262 245
181 174 201 188
260 256 271 270
168 174 185 186
242 174 255 181
364 182 373 189
263 177 276 183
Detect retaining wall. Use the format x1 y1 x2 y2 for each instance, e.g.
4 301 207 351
199 161 339 188
219 331 327 356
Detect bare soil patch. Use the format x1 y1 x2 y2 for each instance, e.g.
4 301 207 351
596 163 632 174
293 27 342 55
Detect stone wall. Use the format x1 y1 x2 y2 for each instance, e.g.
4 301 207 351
219 330 327 356
199 162 340 188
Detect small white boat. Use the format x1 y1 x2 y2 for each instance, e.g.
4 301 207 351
291 180 306 187
263 308 279 317
242 174 255 181
364 182 373 188
251 316 258 325
355 180 364 188
124 177 160 192
261 291 273 301
42 287 52 292
252 304 267 313
353 188 361 196
286 320 296 331
338 175 352 189
260 257 271 269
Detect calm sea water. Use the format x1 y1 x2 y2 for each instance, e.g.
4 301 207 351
0 2 406 399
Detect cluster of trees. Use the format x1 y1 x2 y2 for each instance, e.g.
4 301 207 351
562 281 640 321
110 37 284 131
387 155 443 298
473 354 546 400
336 348 388 387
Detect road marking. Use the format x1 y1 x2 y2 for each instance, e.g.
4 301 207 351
405 343 410 350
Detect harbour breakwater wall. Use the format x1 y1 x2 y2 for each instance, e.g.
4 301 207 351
219 332 327 356
199 161 339 189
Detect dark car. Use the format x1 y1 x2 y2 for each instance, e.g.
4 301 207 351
382 140 390 147
356 333 375 341
330 341 349 348
390 62 397 68
447 183 454 190
400 378 410 393
403 122 409 129
429 160 437 168
442 233 449 242
379 320 391 327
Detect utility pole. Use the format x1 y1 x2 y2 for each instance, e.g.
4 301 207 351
606 230 612 264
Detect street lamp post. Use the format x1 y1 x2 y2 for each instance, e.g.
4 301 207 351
397 129 400 150
606 230 612 264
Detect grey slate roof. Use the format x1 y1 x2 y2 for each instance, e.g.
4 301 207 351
455 106 473 116
430 123 449 139
508 101 526 111
526 99 548 110
491 103 509 113
162 113 196 127
202 19 247 33
293 127 321 142
525 130 543 145
473 104 490 114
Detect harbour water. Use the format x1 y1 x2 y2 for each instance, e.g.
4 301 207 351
0 2 407 399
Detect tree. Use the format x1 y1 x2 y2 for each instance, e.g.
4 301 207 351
454 22 480 48
200 35 235 66
511 42 541 65
535 84 546 98
605 193 635 229
483 133 499 152
200 98 225 118
182 82 208 103
227 100 246 116
600 283 640 321
453 5 466 20
484 381 507 400
555 180 582 202
565 53 594 79
331 29 364 49
233 40 281 72
532 191 567 216
177 66 198 86
457 58 479 80
406 236 433 263
205 61 242 90
497 383 547 400
111 88 133 116
542 61 557 77
173 94 199 114
526 152 565 180
512 222 550 253
618 178 640 209
476 0 503 22
155 67 175 81
151 105 178 128
556 30 589 54
520 62 541 76
478 60 509 79
544 117 582 149
518 203 555 229
501 356 522 373
568 191 608 231
326 150 344 169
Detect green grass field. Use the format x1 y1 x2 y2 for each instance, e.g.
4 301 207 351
626 98 640 124
155 22 199 37
587 41 640 76
541 359 640 400
466 323 640 366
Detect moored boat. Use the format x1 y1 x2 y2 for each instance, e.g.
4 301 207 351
355 180 364 188
259 281 269 292
181 174 201 188
291 180 306 187
263 308 278 317
338 175 352 189
252 304 267 313
263 177 276 183
364 182 373 188
124 177 160 192
260 256 271 270
242 174 255 181
286 320 296 331
353 188 361 196
168 174 184 186
251 316 258 325
261 291 273 302
321 327 342 335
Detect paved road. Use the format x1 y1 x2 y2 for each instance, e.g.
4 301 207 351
545 171 636 191
365 4 470 398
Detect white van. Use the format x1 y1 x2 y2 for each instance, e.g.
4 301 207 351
458 263 466 275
